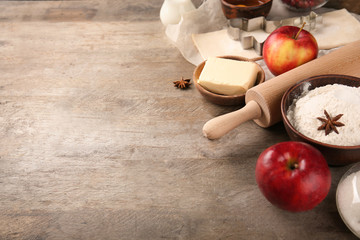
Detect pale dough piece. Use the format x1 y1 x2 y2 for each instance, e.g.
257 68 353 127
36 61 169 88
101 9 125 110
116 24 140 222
191 29 261 60
192 9 360 61
312 9 360 49
244 9 360 49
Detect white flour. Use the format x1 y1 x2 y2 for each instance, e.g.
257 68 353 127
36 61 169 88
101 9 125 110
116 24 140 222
286 84 360 146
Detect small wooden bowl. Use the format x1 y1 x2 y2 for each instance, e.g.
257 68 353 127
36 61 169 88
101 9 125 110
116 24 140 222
220 0 273 19
281 74 360 166
193 56 265 106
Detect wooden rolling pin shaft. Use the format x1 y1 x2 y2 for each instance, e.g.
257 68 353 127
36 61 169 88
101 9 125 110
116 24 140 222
203 40 360 140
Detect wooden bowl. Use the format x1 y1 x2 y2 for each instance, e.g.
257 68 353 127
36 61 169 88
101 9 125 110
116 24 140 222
220 0 273 19
281 74 360 166
193 56 265 106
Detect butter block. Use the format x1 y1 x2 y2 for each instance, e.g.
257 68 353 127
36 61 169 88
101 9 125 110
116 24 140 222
198 57 259 96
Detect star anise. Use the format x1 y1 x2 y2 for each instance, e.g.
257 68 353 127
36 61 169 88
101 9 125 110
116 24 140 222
317 110 345 136
173 77 191 89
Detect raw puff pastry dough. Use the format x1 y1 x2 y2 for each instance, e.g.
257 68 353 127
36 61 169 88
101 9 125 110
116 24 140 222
192 9 360 60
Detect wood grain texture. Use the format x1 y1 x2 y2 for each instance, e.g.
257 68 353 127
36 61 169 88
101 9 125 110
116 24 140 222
0 0 359 239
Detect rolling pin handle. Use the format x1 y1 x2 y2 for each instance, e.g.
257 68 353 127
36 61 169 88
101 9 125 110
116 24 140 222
203 100 262 140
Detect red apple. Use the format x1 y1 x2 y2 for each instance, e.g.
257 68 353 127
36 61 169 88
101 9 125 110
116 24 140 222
263 23 318 76
255 141 331 212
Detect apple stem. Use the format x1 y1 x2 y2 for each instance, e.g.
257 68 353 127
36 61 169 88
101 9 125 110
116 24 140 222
292 162 299 170
289 162 299 170
294 22 306 40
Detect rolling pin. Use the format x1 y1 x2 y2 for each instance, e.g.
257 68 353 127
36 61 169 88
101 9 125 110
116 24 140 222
203 40 360 140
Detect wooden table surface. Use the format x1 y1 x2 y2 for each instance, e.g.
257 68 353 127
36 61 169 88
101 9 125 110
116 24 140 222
0 1 359 239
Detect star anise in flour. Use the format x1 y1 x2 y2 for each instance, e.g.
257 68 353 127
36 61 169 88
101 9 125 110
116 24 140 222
173 77 191 89
317 110 345 136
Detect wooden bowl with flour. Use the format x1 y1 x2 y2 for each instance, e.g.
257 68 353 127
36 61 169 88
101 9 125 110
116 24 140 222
281 74 360 166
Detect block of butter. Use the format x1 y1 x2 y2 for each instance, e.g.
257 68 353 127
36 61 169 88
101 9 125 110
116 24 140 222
198 57 259 96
